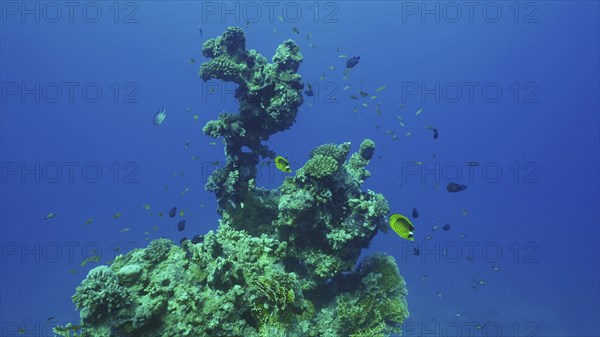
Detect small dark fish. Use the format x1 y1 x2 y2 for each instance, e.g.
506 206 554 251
192 235 204 244
412 208 419 218
179 237 188 245
198 25 203 37
443 224 451 231
414 247 420 256
169 207 177 218
346 56 360 68
177 219 186 231
447 182 467 193
432 128 439 139
304 83 314 97
359 90 369 97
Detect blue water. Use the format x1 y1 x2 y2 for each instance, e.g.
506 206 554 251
1 2 598 336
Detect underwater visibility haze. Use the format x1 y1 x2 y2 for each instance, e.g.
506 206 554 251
1 2 599 336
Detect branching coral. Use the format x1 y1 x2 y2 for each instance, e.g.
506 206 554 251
303 154 340 179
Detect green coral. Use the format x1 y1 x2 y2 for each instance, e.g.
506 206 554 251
198 27 304 211
199 27 250 84
271 40 303 72
201 26 246 60
251 271 298 326
199 56 249 83
277 189 315 226
303 154 340 179
225 169 239 194
319 253 409 337
202 112 246 139
72 266 132 326
310 142 351 164
53 323 87 337
359 139 375 160
347 139 376 183
299 249 350 279
67 27 408 337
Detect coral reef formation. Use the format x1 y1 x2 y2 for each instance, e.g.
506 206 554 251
201 27 304 212
65 27 408 337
